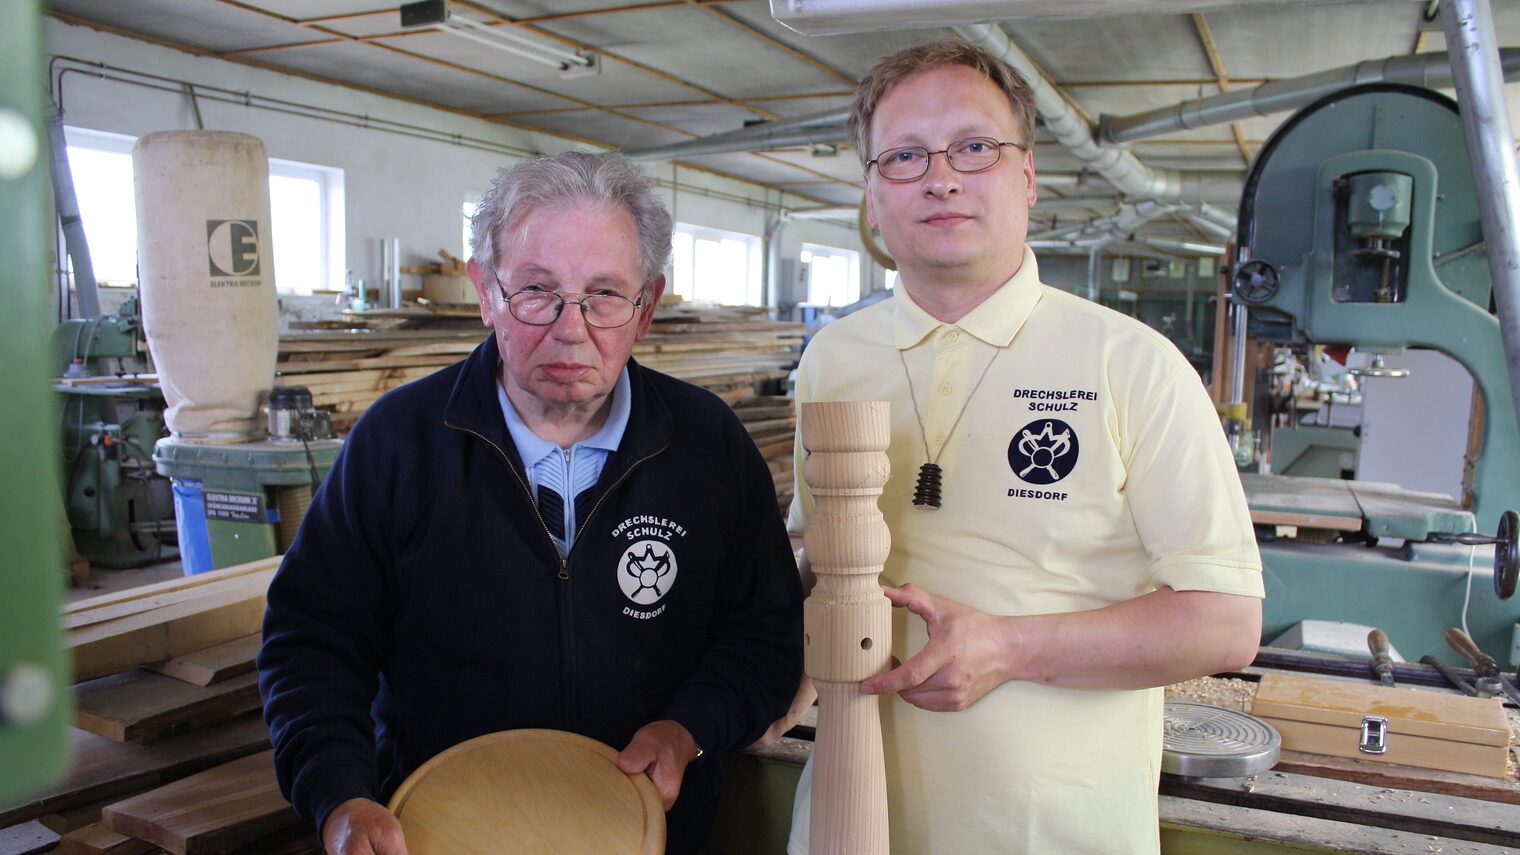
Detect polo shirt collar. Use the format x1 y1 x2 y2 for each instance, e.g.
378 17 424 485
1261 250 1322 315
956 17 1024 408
498 366 632 458
891 246 1044 349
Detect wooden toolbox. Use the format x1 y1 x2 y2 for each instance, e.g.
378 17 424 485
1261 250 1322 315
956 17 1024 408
1251 673 1512 779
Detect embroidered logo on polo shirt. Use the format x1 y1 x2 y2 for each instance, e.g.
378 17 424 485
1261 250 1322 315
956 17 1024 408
610 515 688 619
1008 419 1079 485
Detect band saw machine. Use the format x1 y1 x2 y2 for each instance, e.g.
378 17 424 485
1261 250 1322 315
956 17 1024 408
1230 83 1520 669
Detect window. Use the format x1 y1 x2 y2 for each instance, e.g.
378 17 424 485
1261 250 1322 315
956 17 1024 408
61 127 345 295
801 243 860 307
268 158 345 295
63 128 138 286
885 269 899 291
670 223 762 306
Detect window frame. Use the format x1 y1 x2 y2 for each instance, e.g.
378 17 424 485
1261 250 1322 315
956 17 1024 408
800 242 862 308
268 156 346 295
670 222 764 306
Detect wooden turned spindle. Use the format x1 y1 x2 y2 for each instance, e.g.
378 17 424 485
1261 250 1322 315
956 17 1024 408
800 401 892 855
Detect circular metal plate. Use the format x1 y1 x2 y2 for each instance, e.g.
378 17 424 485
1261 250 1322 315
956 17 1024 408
1162 702 1281 779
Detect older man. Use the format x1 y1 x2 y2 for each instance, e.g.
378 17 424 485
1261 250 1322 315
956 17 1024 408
787 40 1264 853
259 151 803 855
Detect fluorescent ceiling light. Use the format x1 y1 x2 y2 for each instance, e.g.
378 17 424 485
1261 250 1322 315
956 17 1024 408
400 1 599 77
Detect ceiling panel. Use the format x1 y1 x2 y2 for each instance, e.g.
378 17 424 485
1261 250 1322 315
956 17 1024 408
536 8 846 101
252 40 580 115
524 110 692 151
44 0 1520 235
50 0 314 51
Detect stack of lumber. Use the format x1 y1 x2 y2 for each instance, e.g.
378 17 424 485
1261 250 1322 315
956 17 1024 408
67 559 276 685
0 559 316 853
279 305 804 500
733 397 796 513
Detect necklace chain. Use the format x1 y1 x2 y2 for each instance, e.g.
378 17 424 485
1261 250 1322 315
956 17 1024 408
899 339 1001 508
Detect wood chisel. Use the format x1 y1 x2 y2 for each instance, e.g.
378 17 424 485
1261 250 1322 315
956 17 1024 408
1366 628 1396 687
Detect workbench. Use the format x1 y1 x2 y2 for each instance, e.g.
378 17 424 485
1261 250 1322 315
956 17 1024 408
712 669 1520 855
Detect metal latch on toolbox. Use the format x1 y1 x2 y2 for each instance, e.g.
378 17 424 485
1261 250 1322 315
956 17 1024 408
1359 716 1389 754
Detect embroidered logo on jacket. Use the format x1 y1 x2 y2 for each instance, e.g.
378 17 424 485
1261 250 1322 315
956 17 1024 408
611 515 687 619
1007 418 1080 484
619 541 678 607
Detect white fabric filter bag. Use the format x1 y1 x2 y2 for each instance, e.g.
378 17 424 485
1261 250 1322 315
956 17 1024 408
133 131 278 442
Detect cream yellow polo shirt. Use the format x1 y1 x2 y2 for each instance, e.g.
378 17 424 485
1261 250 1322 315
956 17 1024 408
788 248 1263 854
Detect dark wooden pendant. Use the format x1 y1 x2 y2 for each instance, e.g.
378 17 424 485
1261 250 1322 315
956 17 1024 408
912 462 943 509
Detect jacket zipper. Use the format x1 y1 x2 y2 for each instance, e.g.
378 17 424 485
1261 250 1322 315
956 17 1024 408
448 420 668 727
445 421 563 564
567 440 670 565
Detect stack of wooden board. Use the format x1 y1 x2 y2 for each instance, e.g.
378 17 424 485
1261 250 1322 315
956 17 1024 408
278 305 805 502
94 751 310 854
0 560 305 852
279 306 801 428
67 559 277 684
733 397 796 512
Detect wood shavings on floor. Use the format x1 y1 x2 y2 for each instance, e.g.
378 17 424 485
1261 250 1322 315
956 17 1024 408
1164 676 1258 712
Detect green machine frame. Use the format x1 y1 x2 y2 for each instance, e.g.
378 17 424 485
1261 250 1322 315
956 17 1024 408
52 302 176 568
1235 84 1520 661
0 0 74 805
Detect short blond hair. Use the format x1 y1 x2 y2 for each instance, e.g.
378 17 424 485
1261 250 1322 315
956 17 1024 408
848 38 1036 166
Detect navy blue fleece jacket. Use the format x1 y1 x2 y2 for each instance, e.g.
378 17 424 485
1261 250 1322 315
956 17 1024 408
257 334 803 850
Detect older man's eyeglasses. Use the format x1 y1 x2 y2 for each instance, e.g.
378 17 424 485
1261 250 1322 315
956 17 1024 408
866 137 1028 182
494 273 645 328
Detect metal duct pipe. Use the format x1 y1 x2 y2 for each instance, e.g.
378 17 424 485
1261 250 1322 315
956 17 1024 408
623 108 849 162
1032 197 1126 212
1030 199 1186 243
950 23 1191 200
1102 48 1520 144
1135 236 1227 255
769 0 1399 35
1442 0 1520 438
1086 245 1102 301
1196 201 1237 230
1028 238 1110 250
45 103 99 318
787 206 857 220
1181 213 1233 240
1036 172 1088 188
764 212 788 308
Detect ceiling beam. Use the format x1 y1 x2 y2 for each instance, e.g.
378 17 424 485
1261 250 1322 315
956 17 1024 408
226 0 858 191
210 0 695 136
1190 13 1253 166
46 9 846 205
453 0 783 122
682 1 858 87
1063 78 1267 88
292 1 737 28
491 91 853 119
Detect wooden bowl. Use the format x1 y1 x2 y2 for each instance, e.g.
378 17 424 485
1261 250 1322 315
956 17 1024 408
387 729 665 854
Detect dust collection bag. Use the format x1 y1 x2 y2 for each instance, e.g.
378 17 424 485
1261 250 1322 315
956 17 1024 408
134 131 278 442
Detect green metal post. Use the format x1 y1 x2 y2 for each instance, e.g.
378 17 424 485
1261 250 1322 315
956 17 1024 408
0 0 75 803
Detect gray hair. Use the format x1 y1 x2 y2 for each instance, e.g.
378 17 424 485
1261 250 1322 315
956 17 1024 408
470 151 674 285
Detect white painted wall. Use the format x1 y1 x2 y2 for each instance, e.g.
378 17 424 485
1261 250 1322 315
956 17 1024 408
44 19 876 320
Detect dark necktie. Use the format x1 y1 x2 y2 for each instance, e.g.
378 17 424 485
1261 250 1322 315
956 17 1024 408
537 484 566 542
